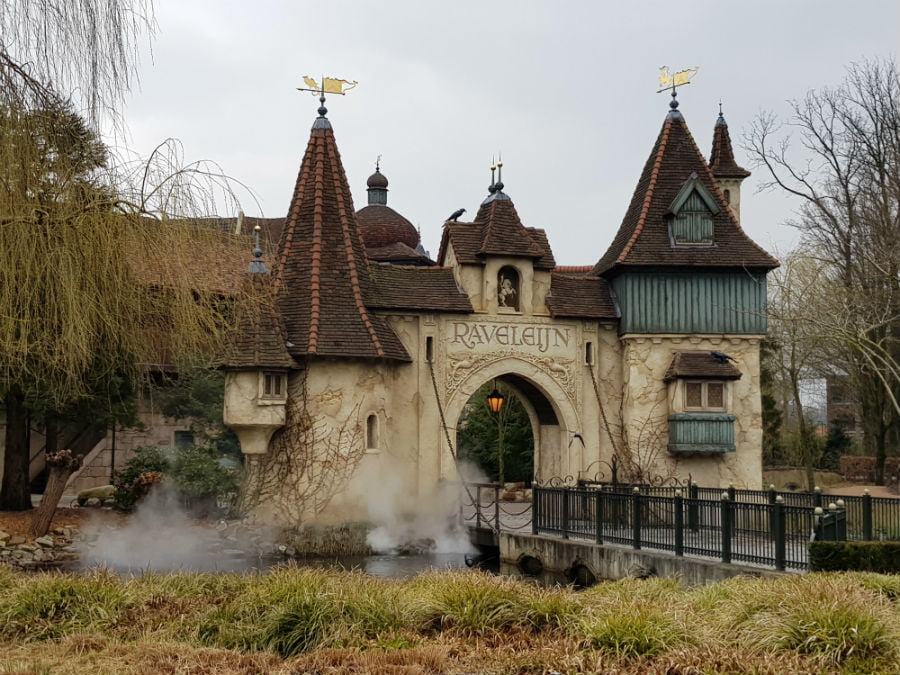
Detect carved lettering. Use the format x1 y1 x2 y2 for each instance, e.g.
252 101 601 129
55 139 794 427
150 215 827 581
450 322 570 353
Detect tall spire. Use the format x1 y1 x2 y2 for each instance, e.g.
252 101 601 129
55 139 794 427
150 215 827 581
275 108 409 361
709 107 750 179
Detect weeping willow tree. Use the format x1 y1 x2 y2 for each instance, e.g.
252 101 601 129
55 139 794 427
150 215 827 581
0 0 153 130
0 96 257 511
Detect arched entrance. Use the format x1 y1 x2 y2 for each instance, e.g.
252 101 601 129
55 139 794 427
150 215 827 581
443 358 581 482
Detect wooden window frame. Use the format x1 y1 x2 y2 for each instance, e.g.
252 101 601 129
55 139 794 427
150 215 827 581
684 380 727 412
260 371 287 401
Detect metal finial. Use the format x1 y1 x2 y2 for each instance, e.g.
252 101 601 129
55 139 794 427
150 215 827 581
669 89 679 110
318 93 327 117
718 99 723 115
489 158 497 193
376 154 382 171
497 155 503 185
248 224 268 274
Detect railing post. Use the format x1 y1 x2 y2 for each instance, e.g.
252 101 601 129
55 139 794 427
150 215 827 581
863 490 873 541
688 483 699 531
720 492 732 564
767 484 777 540
595 487 604 544
476 485 482 529
532 485 539 535
835 499 847 540
814 485 823 508
674 490 684 557
562 488 570 540
494 485 501 533
773 496 786 572
826 502 838 541
632 487 641 550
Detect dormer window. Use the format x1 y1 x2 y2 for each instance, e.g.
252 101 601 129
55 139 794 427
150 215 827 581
667 174 720 246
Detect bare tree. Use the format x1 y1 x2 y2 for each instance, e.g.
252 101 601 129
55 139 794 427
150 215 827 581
237 374 367 527
746 57 900 482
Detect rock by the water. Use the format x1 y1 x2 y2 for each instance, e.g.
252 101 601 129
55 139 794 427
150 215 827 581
34 536 54 548
77 485 116 505
84 497 102 508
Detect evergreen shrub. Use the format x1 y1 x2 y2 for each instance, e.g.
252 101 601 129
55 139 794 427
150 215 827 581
809 541 900 573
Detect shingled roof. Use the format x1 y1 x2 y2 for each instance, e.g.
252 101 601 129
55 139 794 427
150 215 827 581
221 276 298 370
275 111 410 362
664 351 743 381
368 263 473 312
709 111 751 179
546 273 619 319
593 109 777 275
437 191 555 269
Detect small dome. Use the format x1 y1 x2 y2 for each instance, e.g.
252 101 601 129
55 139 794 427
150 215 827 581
356 205 419 249
367 169 389 189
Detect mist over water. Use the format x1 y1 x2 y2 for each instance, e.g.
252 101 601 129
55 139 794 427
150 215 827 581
77 485 271 573
362 459 478 556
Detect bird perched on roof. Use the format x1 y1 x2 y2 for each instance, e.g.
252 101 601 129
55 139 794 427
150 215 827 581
448 208 466 222
710 351 737 363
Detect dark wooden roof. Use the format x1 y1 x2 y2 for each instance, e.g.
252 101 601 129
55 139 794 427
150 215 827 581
274 116 410 362
593 112 777 275
437 192 555 270
709 113 751 179
547 273 619 319
664 351 743 381
368 263 473 312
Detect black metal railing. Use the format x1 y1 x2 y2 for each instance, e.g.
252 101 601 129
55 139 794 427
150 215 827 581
461 480 891 571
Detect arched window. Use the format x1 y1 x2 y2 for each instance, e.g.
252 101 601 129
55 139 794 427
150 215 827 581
366 414 379 451
497 266 520 311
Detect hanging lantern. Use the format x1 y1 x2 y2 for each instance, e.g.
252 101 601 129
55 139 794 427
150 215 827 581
486 388 505 414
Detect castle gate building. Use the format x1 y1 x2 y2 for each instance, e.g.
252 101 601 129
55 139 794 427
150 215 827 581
222 96 778 522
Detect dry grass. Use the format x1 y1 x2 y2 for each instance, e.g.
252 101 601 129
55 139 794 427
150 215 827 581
2 567 900 674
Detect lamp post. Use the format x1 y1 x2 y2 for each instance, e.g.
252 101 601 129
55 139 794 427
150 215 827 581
486 383 505 485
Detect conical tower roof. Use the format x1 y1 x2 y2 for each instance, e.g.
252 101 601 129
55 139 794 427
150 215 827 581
275 110 410 361
593 107 777 275
709 110 751 179
438 188 555 269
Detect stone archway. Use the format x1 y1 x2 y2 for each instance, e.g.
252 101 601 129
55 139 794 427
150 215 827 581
443 357 581 482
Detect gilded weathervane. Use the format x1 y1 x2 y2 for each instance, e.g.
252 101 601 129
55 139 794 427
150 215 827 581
657 65 698 112
657 65 699 93
299 76 358 96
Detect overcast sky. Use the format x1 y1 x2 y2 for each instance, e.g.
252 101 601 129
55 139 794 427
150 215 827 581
123 1 899 266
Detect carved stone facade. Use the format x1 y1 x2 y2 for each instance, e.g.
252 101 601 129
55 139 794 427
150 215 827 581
221 100 777 524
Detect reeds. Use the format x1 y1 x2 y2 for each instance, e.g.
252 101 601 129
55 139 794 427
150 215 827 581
2 567 900 674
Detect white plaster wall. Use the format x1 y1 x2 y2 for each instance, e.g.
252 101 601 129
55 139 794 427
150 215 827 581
619 334 763 489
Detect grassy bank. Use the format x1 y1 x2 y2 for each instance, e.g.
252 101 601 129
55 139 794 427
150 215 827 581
2 565 900 674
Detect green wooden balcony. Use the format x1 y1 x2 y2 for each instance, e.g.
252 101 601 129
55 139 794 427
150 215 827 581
668 413 736 453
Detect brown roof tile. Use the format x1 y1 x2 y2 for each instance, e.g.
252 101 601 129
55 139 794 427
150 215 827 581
664 351 743 381
366 242 435 266
547 273 618 319
593 112 778 275
275 116 410 362
368 263 473 312
356 204 419 249
221 276 298 370
709 112 751 179
437 192 555 270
